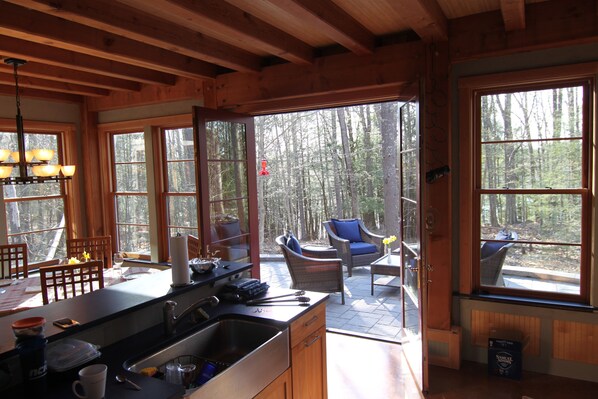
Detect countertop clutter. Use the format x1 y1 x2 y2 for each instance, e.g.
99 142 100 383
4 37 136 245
0 261 328 399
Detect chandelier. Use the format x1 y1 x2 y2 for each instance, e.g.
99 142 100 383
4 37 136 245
0 58 75 185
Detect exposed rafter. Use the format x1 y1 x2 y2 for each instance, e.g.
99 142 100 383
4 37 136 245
118 0 314 65
0 72 108 97
0 2 217 79
500 0 526 31
9 0 261 73
256 0 374 55
391 0 448 42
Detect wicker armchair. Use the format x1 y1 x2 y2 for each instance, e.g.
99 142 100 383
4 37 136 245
323 219 383 277
276 235 345 304
480 230 518 286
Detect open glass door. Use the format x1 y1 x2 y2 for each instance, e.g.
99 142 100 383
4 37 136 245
399 97 428 393
193 107 260 277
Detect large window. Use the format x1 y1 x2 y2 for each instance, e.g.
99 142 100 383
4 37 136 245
0 131 68 264
111 132 150 254
463 74 591 303
163 127 198 238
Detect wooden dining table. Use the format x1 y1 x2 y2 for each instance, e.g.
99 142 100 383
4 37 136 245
0 265 161 316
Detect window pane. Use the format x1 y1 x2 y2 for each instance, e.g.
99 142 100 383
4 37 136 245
400 101 418 151
117 225 150 253
12 230 67 263
481 140 582 189
113 133 145 162
165 128 194 160
210 201 249 262
481 87 583 142
167 195 198 229
482 244 580 295
206 121 247 160
4 182 61 199
167 161 195 192
401 198 417 246
116 195 148 225
115 164 147 192
480 193 581 244
6 197 64 234
208 162 247 201
401 149 417 201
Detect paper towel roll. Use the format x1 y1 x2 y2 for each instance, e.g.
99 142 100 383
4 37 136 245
170 234 190 286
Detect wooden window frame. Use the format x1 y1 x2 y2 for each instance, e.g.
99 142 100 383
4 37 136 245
0 119 78 269
458 65 594 304
98 114 191 262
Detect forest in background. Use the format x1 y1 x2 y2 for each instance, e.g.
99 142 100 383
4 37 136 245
255 102 402 252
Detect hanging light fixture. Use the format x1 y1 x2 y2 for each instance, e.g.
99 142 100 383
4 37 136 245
258 159 270 176
0 58 75 185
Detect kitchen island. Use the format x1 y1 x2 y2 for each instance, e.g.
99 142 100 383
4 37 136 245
0 262 329 399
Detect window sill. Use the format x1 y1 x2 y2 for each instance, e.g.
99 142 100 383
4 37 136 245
460 292 596 312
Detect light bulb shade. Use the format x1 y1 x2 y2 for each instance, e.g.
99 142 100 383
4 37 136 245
31 165 44 177
11 151 33 163
39 164 60 177
32 149 54 161
0 166 13 178
0 149 11 162
61 165 76 177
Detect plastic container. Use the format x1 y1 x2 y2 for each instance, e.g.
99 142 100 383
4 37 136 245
46 338 101 373
11 317 45 338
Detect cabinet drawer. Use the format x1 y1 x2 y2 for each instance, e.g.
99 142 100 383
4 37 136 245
290 302 326 348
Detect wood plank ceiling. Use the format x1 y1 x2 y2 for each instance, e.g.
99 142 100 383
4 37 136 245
0 0 542 102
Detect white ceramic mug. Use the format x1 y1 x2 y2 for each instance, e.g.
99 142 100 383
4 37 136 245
72 364 107 399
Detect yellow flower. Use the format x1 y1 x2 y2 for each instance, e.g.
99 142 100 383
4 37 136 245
383 235 397 245
81 251 91 261
68 257 80 264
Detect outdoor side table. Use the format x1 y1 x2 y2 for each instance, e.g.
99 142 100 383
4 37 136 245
370 254 401 295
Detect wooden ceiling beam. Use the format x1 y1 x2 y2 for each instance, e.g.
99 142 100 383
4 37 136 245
119 0 314 65
216 42 424 109
262 0 374 55
0 63 140 92
0 84 82 103
391 0 448 42
0 72 109 97
10 0 261 73
500 0 526 31
0 2 217 79
0 35 175 86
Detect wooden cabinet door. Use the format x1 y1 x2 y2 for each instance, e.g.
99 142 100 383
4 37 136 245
291 325 327 399
254 368 292 399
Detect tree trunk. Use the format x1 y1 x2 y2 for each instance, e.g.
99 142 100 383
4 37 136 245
337 108 360 218
380 102 400 237
359 105 376 227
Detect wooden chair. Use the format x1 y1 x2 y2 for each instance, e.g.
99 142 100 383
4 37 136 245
276 235 345 304
323 219 384 277
40 260 104 305
0 243 28 279
67 236 112 268
188 234 200 259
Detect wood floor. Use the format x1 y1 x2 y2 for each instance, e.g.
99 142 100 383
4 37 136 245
326 332 598 399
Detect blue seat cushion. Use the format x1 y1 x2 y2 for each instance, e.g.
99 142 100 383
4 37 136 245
286 235 302 255
480 241 505 258
349 242 377 255
332 219 362 242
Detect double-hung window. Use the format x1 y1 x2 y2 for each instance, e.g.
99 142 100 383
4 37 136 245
460 70 592 303
111 132 150 254
0 128 70 266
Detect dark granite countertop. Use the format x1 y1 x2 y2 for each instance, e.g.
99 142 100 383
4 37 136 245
0 261 251 358
0 262 329 399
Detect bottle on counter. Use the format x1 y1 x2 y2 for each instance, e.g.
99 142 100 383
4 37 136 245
11 317 48 397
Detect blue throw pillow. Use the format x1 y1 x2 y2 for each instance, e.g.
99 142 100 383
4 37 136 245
286 235 302 255
332 219 362 242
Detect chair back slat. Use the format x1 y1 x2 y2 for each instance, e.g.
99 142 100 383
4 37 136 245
40 260 104 305
0 243 28 279
67 236 112 268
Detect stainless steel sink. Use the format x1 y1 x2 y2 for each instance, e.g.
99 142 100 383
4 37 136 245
125 318 289 399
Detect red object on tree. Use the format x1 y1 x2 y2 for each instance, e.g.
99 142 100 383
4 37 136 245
258 159 270 176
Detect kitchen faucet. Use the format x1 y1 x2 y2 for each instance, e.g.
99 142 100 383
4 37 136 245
162 296 219 336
